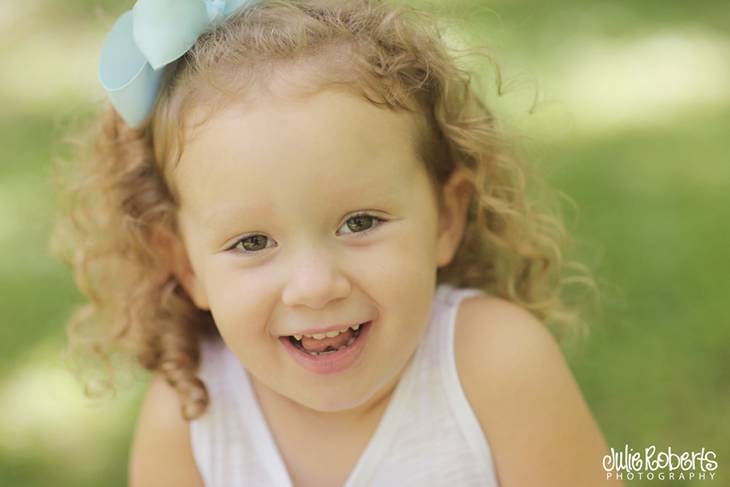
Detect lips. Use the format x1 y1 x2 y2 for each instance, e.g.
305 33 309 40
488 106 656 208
279 320 374 375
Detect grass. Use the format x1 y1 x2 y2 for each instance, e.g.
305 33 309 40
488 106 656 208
1 1 728 485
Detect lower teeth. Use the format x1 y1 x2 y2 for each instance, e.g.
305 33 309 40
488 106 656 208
302 329 360 356
308 349 337 356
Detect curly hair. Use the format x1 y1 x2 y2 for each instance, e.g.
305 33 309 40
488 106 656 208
51 0 599 421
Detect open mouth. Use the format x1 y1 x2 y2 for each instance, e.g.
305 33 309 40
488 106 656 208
279 320 374 375
286 321 371 357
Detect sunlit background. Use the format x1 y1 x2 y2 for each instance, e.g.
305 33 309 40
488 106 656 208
1 0 728 485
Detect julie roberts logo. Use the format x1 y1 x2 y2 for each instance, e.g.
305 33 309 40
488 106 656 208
603 444 718 481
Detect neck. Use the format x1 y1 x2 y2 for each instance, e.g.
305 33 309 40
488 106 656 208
250 355 412 428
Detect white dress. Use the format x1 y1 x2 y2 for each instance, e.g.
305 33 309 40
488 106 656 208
190 283 500 486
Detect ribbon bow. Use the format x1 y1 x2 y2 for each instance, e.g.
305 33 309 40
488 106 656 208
98 0 259 128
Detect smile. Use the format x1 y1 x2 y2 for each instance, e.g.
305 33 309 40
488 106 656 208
278 320 373 375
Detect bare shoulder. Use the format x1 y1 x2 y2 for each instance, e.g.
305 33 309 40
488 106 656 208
454 295 621 486
128 373 205 487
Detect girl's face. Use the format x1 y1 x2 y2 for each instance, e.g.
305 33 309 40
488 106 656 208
171 88 467 413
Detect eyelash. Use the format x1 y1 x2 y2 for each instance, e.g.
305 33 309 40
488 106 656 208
227 212 387 255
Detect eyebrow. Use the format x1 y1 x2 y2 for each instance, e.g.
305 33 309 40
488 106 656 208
202 203 275 229
201 178 404 230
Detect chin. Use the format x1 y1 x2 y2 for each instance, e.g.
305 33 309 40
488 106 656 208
293 383 376 413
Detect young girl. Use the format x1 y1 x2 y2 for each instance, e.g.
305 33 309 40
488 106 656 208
52 0 616 485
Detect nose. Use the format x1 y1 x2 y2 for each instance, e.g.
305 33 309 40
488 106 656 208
281 244 351 309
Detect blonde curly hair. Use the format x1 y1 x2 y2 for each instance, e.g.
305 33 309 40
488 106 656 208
51 0 598 421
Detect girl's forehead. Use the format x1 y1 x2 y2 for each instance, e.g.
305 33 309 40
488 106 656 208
173 88 425 208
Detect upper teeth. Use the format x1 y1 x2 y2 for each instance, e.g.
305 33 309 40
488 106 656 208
293 323 362 341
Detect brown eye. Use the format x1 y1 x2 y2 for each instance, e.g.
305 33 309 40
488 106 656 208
233 234 274 253
339 213 386 236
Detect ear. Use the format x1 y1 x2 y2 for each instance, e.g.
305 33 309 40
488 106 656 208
150 226 210 311
435 168 473 268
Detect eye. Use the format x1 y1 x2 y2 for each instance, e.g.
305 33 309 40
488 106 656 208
227 213 387 255
229 234 276 254
338 213 387 236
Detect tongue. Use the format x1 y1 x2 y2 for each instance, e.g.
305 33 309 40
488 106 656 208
299 329 354 353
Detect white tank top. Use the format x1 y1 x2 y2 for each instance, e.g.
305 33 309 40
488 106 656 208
190 283 500 486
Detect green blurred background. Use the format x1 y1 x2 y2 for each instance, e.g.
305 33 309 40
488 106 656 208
1 0 728 485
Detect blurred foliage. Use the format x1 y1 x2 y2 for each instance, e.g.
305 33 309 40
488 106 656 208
1 0 728 486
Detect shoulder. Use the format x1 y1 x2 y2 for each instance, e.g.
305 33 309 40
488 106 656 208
454 295 568 385
128 373 205 487
454 294 618 486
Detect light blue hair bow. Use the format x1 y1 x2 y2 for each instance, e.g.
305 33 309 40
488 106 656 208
98 0 260 128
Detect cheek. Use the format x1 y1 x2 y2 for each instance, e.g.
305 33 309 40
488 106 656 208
349 219 438 330
369 214 439 281
202 260 275 338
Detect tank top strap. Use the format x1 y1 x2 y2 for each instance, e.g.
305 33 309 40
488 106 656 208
192 337 295 486
432 283 497 480
434 282 485 306
430 283 486 355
